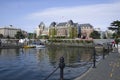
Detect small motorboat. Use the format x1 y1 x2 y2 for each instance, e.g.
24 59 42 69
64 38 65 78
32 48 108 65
35 45 45 48
23 45 36 48
35 43 45 48
32 41 45 49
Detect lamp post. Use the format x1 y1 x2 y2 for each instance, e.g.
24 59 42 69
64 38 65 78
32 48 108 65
92 42 96 68
59 57 65 80
93 47 96 68
103 47 105 59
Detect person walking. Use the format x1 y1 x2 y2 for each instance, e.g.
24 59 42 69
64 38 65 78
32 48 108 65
112 40 115 52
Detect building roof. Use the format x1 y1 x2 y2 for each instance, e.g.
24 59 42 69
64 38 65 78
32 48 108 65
0 26 27 33
68 20 74 25
50 20 76 27
57 22 67 26
0 26 21 30
38 22 45 28
49 22 56 27
79 23 93 28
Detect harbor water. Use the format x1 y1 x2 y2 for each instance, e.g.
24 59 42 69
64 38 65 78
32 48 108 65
0 46 102 80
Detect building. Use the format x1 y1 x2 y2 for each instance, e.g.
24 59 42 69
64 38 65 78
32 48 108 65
79 24 94 39
49 20 78 38
36 22 45 37
0 25 26 38
36 20 94 39
36 22 49 38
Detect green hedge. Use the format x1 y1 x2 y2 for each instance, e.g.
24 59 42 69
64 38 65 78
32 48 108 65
48 39 93 43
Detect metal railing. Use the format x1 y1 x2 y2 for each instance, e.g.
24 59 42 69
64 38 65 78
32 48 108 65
44 43 113 80
44 57 65 80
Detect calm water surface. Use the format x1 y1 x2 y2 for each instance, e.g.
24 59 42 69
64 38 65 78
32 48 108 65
0 46 99 80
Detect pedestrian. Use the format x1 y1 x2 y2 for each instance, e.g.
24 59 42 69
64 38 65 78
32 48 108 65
112 40 115 52
112 40 115 46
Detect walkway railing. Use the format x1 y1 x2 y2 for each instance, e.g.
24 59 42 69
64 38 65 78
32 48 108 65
44 57 65 80
44 66 59 80
44 42 113 80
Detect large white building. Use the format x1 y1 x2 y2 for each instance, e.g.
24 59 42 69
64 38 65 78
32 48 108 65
0 25 27 38
35 22 49 38
35 21 94 39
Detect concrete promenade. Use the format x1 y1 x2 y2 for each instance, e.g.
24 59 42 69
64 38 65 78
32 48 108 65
74 48 120 80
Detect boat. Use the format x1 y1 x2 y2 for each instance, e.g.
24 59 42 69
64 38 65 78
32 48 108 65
35 43 45 48
23 45 36 48
32 40 45 49
35 45 45 48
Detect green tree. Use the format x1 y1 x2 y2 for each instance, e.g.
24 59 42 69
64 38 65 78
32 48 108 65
108 20 120 36
112 33 117 38
69 27 77 39
90 31 100 39
28 33 36 39
73 27 77 38
0 34 3 38
69 27 73 38
49 28 56 38
38 35 48 39
15 31 25 39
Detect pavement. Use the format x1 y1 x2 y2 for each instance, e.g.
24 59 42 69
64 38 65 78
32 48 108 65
74 48 120 80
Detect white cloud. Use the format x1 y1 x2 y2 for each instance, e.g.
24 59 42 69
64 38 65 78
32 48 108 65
26 2 120 31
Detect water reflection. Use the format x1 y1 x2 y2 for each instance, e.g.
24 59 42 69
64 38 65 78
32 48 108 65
47 46 93 67
0 49 20 58
0 47 97 80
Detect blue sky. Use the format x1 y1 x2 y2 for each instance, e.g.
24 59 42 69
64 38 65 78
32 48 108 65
0 0 120 32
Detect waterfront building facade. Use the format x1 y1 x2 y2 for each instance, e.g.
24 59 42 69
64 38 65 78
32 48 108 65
79 24 94 39
49 20 78 38
36 22 49 38
36 20 94 39
0 25 27 38
49 22 56 38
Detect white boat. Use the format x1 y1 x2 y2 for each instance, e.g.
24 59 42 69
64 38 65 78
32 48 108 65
33 42 45 48
32 41 45 48
35 44 45 48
